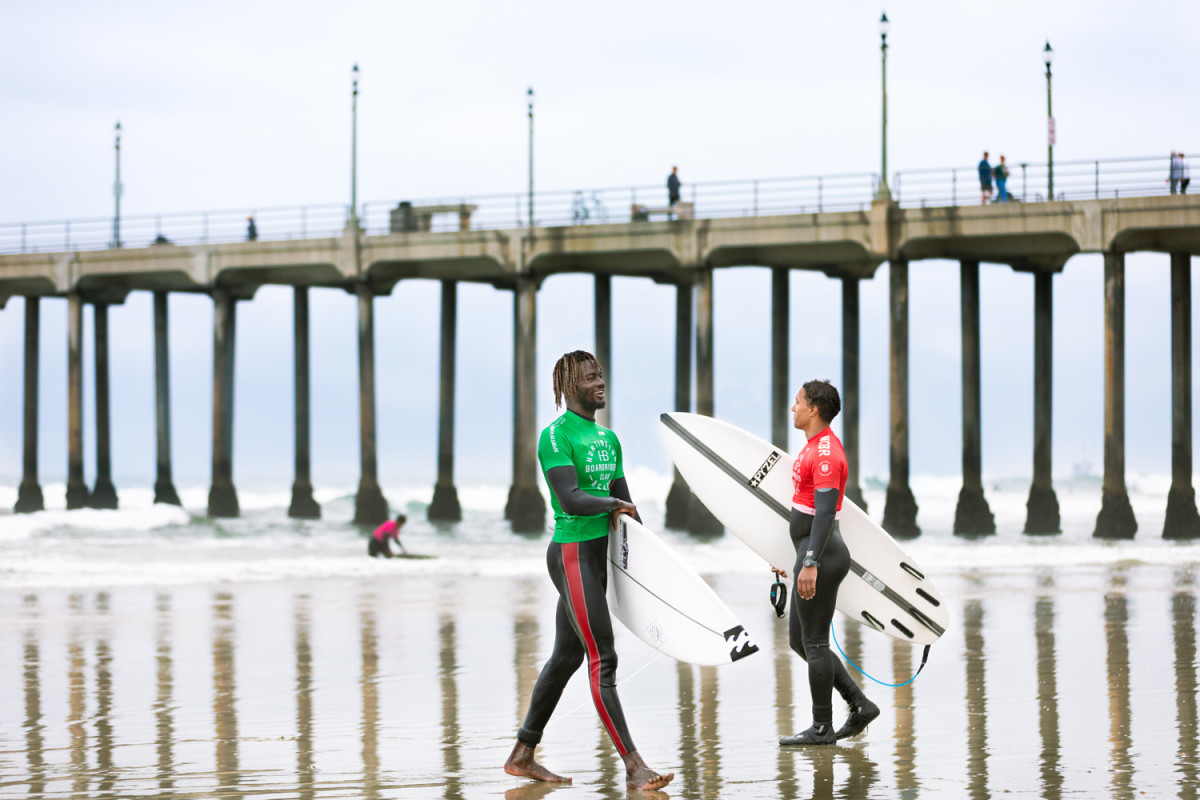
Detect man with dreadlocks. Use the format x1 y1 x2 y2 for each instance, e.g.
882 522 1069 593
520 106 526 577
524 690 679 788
504 350 674 791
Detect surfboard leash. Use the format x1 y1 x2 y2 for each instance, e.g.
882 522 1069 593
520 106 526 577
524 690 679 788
830 624 931 688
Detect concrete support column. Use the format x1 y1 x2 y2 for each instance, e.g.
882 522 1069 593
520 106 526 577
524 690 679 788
1094 252 1137 538
665 278 694 529
1025 271 1060 533
208 289 239 518
65 292 89 509
429 280 462 522
90 303 118 509
1165 253 1200 538
841 277 865 510
507 276 546 532
954 260 994 534
153 291 181 506
881 260 920 537
288 287 320 519
594 273 612 429
771 267 789 450
353 282 388 525
689 266 722 535
15 296 44 513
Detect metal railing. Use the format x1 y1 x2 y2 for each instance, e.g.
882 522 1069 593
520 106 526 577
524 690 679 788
0 173 879 255
893 154 1190 208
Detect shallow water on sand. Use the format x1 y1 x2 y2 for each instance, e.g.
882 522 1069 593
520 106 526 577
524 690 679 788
1 562 1197 799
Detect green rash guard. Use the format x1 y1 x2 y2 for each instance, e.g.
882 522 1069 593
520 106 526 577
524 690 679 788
538 410 625 544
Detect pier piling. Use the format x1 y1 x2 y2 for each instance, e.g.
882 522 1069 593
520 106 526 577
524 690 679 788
429 280 462 522
15 296 43 513
882 260 920 537
208 289 239 518
90 302 118 509
288 286 320 519
1165 252 1200 538
954 260 994 534
153 291 181 506
66 292 89 509
1025 271 1060 533
1094 252 1137 538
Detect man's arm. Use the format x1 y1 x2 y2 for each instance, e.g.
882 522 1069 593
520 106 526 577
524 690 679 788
794 488 838 601
608 477 642 524
546 465 634 517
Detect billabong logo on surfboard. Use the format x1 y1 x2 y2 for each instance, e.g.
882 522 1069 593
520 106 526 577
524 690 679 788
723 625 759 662
748 451 781 488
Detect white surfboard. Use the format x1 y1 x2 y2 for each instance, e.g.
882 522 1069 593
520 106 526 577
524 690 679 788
659 412 950 646
607 515 760 667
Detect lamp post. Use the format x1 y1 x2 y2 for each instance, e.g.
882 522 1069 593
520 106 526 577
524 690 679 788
111 121 123 248
350 63 359 226
527 86 534 228
877 12 891 199
1043 41 1054 201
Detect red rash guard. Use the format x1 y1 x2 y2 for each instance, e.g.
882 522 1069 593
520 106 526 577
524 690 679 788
791 427 847 518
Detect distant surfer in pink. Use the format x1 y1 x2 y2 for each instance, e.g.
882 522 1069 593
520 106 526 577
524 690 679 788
368 514 407 557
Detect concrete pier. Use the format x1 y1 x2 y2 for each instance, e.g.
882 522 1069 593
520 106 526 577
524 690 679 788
90 302 118 509
1165 253 1200 538
153 292 181 506
841 277 865 509
881 260 920 537
65 292 89 509
1025 272 1060 533
288 287 320 519
594 274 611 429
665 278 693 529
771 267 789 450
428 280 462 522
507 276 545 533
15 296 43 512
208 289 239 518
1094 252 1137 538
689 266 722 535
954 260 994 534
353 282 388 525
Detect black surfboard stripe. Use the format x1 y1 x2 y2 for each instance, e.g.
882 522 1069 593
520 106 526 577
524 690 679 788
660 413 946 640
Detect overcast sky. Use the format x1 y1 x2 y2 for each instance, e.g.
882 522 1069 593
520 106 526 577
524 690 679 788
1 0 1198 493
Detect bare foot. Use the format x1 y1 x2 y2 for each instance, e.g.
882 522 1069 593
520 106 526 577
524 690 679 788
622 751 675 791
504 742 571 784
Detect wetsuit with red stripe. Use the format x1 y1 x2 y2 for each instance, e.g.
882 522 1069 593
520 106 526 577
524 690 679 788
517 411 636 755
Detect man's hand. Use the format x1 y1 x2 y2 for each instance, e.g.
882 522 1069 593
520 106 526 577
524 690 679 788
796 566 818 601
771 566 789 580
609 500 637 532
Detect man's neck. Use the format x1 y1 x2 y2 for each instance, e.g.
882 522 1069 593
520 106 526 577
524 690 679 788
565 404 595 422
802 420 830 440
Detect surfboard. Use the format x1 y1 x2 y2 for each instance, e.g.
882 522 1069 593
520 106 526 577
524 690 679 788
395 553 436 560
659 412 950 646
607 515 760 667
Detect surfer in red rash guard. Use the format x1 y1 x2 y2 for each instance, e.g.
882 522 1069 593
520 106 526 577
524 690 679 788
504 350 674 791
778 380 880 745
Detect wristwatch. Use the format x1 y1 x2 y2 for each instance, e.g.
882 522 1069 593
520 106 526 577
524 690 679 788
801 556 820 569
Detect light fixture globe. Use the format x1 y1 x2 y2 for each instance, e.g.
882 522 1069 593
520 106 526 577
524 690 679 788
1042 41 1054 66
879 12 890 39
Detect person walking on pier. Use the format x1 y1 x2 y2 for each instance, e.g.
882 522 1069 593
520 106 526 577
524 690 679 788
1169 151 1183 194
504 350 674 791
1180 153 1191 195
667 166 681 206
778 380 879 747
993 155 1010 203
978 152 994 204
368 514 407 557
246 216 258 241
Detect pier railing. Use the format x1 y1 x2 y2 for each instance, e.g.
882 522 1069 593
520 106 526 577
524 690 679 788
0 152 1192 255
893 154 1185 208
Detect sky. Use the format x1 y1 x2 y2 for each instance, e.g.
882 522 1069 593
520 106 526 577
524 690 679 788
1 0 1199 494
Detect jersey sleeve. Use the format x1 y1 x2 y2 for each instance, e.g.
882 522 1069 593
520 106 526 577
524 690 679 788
538 424 574 473
811 447 845 491
611 431 625 483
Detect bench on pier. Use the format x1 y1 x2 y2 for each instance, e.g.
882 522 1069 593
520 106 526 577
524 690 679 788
631 201 694 222
390 202 479 233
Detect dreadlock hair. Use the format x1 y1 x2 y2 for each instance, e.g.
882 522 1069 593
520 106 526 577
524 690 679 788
552 350 601 410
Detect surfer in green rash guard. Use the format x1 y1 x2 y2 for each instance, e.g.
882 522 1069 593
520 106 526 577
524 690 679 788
504 350 675 791
778 380 880 746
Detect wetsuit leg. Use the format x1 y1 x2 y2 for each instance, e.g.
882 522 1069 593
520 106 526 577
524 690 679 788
790 530 854 724
367 537 391 558
518 537 636 754
518 594 585 746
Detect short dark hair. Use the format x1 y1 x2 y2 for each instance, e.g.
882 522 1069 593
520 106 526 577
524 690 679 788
802 379 841 423
395 514 407 524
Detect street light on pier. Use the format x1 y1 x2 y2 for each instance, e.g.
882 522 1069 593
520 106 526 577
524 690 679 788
350 63 360 226
527 86 534 228
877 11 891 199
1043 41 1055 201
111 121 123 248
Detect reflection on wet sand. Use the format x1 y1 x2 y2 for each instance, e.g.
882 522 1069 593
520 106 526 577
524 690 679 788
1174 584 1199 797
1034 582 1063 800
213 592 240 800
68 593 87 798
891 635 917 799
773 613 797 798
360 598 381 800
676 660 699 799
23 596 44 797
440 614 463 800
155 592 175 794
963 599 986 800
1105 588 1133 800
294 594 313 800
95 592 115 798
513 577 540 727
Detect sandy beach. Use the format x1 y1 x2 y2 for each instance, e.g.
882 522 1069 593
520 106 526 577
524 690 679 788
2 556 1197 799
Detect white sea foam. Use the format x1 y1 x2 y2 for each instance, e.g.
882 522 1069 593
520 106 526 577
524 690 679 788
2 472 1200 589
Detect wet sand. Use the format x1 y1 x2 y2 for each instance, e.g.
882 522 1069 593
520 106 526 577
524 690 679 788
1 563 1197 799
